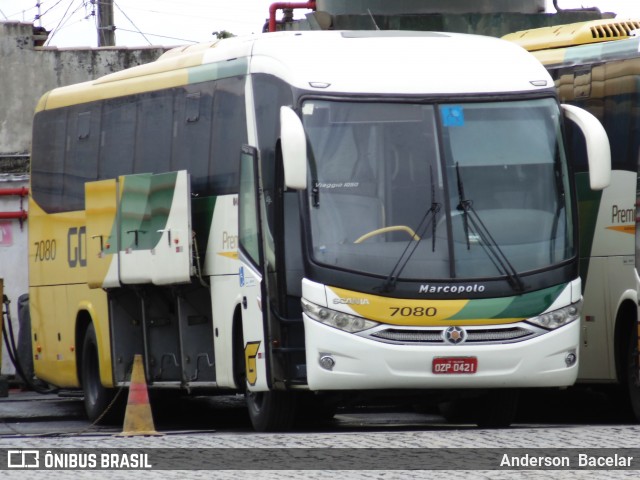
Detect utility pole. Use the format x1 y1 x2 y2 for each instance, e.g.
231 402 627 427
97 0 115 47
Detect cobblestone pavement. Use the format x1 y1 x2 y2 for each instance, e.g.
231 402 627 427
2 390 640 479
2 422 640 479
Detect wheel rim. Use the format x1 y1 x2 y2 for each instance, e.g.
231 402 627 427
247 391 265 413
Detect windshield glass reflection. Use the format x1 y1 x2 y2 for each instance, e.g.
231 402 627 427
302 98 573 281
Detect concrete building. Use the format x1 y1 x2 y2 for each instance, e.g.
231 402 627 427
0 21 168 172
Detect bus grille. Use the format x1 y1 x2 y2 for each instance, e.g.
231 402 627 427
590 21 640 39
367 326 536 345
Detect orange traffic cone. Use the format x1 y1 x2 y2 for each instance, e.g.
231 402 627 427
118 354 162 436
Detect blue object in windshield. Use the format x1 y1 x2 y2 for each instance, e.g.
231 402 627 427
441 106 465 127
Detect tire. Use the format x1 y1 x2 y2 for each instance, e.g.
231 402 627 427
16 294 34 384
81 323 122 424
475 389 519 428
626 321 640 422
246 390 298 432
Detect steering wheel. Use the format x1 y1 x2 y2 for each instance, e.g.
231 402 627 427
354 226 420 244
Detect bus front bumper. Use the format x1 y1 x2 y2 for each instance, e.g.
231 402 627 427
303 315 579 391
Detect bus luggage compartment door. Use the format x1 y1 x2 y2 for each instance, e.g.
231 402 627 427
117 170 193 286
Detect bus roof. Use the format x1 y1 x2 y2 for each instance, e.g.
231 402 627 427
502 18 640 52
38 30 554 111
502 19 640 68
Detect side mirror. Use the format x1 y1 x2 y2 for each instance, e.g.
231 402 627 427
280 106 307 190
562 104 611 191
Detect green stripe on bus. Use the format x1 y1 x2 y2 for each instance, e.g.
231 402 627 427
450 283 566 320
119 174 153 251
188 57 249 84
576 172 602 290
118 172 178 251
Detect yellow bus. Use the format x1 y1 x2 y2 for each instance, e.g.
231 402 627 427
29 30 610 431
505 18 640 419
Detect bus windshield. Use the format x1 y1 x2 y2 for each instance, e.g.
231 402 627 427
303 98 573 282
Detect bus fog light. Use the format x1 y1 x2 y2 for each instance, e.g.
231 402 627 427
319 354 336 371
565 351 577 367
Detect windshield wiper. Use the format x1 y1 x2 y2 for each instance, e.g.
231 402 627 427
455 163 525 293
307 139 320 208
379 166 441 293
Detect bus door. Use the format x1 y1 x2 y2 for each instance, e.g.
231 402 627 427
237 145 271 391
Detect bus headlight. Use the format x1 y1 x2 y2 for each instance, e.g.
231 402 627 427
301 298 378 333
527 300 582 330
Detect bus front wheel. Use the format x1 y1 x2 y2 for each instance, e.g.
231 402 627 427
246 390 297 432
81 324 120 423
475 389 519 428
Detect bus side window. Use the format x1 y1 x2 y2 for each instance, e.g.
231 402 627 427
135 90 173 175
64 105 101 211
100 97 136 180
211 76 247 194
172 84 214 194
31 109 67 213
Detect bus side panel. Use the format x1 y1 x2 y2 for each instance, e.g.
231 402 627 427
577 170 635 382
30 285 77 386
579 256 613 381
207 194 242 388
30 283 112 388
212 274 243 388
149 170 192 285
27 200 86 288
118 173 155 284
28 195 89 387
588 171 636 258
86 178 120 289
66 284 113 387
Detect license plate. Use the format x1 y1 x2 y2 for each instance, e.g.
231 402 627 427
432 357 477 374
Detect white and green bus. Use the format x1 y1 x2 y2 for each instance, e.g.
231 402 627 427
504 18 640 418
29 30 610 431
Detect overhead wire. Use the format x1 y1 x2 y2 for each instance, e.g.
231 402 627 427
45 0 88 45
113 0 151 45
38 0 65 21
5 0 282 46
44 0 77 45
110 0 276 40
1 4 38 22
116 27 197 44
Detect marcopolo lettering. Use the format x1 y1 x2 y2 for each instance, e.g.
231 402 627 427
419 284 485 294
